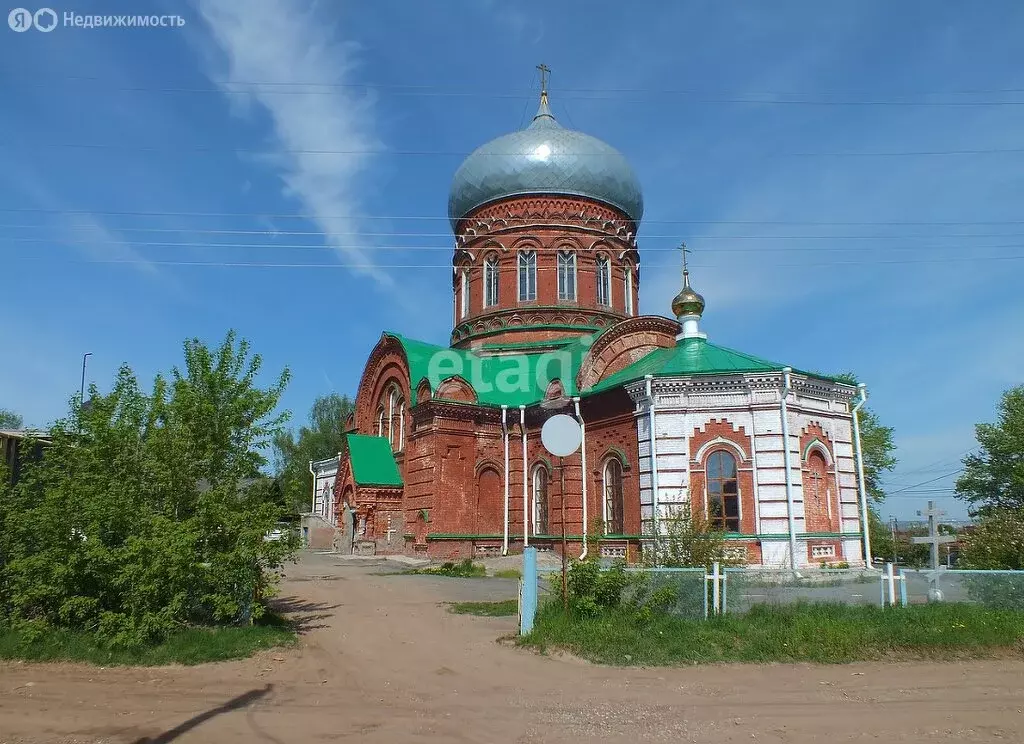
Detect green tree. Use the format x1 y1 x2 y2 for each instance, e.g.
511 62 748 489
0 408 23 429
958 510 1024 570
645 501 739 568
832 373 897 503
272 393 354 513
0 331 296 647
956 384 1024 514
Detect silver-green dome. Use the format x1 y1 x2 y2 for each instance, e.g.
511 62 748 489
448 94 644 229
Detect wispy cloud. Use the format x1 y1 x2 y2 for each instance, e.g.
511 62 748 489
194 0 393 288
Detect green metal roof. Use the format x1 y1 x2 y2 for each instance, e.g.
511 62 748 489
346 434 403 487
588 336 799 393
387 332 597 408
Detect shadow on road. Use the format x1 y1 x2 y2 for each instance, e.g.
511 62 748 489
132 684 274 743
272 596 339 633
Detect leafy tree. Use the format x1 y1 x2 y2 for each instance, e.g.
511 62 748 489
956 384 1024 514
0 331 296 647
0 408 23 429
831 373 897 503
645 501 739 568
958 510 1024 570
272 393 354 513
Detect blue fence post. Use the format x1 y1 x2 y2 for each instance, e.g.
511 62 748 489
898 569 908 607
520 546 538 635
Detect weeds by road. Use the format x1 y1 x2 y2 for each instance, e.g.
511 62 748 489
449 600 518 616
0 613 295 666
522 602 1024 665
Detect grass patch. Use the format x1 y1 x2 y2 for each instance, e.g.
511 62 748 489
0 614 296 666
411 559 486 578
493 569 522 580
521 602 1024 665
449 599 518 617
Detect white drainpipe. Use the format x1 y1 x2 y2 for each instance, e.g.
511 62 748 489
501 405 510 556
645 375 659 544
852 383 872 567
780 368 798 569
308 460 316 515
573 396 588 560
520 405 528 547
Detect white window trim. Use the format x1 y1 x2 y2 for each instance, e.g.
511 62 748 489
811 544 836 559
602 458 623 535
459 269 469 320
518 251 537 302
557 251 577 301
624 265 634 315
596 256 611 306
483 256 499 308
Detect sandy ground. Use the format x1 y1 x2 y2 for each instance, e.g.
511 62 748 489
2 552 1023 743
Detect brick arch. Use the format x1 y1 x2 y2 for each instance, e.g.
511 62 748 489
576 316 680 391
435 376 477 403
800 422 839 533
689 419 756 535
354 335 413 433
475 464 503 534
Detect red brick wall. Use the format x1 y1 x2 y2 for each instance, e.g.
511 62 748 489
799 422 839 534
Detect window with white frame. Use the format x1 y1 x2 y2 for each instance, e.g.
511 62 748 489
623 265 634 315
459 269 469 319
557 251 577 301
532 465 549 535
518 251 537 302
596 255 611 306
376 406 385 437
483 255 499 308
385 386 405 451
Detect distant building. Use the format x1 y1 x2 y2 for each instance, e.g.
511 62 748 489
301 455 341 550
0 429 51 487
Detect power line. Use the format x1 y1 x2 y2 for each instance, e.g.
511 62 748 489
10 141 1024 157
886 470 963 497
1 206 1023 226
7 223 1024 243
15 76 1024 106
7 236 1024 256
8 255 1024 269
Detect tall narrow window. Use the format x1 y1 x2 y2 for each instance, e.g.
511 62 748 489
459 269 469 319
557 251 577 301
707 451 740 532
532 465 549 535
518 251 537 302
596 255 611 306
603 459 624 534
623 265 634 315
376 406 385 438
387 388 397 446
483 255 499 308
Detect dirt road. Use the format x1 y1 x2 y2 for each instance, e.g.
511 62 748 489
2 552 1023 743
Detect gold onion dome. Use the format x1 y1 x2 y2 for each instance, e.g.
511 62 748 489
672 270 705 318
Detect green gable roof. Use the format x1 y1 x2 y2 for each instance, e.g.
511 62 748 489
346 434 403 487
588 336 800 393
387 332 597 408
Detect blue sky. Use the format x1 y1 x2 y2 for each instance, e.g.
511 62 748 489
3 1 1023 520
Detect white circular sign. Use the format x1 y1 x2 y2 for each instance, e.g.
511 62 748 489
541 414 582 457
8 8 32 31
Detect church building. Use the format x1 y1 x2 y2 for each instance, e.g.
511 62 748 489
331 81 872 568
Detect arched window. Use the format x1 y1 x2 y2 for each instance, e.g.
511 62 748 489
518 251 537 302
596 255 611 306
557 251 577 301
603 458 624 534
532 465 549 535
459 269 469 320
623 264 634 315
376 405 385 438
383 386 405 451
483 254 499 308
706 451 740 532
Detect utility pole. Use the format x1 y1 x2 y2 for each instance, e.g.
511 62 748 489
890 516 898 566
80 352 92 405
